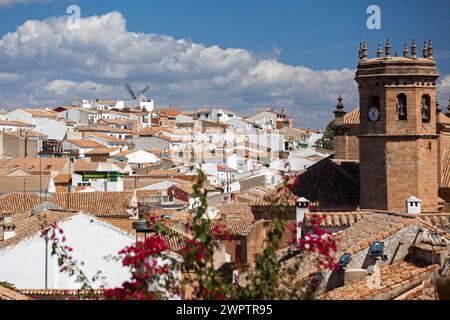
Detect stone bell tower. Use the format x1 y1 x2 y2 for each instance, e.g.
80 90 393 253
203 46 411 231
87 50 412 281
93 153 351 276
356 38 439 212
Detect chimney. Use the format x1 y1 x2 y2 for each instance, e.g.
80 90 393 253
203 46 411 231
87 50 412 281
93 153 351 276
3 224 16 240
295 197 310 243
1 211 12 224
406 196 422 215
1 212 15 240
46 176 56 194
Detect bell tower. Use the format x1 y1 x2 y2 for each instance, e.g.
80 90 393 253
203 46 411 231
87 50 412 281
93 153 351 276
356 38 439 212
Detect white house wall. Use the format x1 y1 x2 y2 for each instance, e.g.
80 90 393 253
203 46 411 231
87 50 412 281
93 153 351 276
0 214 135 290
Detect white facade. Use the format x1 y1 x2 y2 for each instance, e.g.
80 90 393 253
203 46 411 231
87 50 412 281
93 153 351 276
248 110 278 129
83 135 129 151
72 172 124 192
194 108 236 122
120 150 160 165
0 121 34 132
72 163 124 192
5 110 67 141
0 214 135 289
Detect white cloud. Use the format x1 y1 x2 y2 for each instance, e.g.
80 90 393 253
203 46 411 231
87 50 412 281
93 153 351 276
439 75 450 95
0 0 51 7
0 11 362 129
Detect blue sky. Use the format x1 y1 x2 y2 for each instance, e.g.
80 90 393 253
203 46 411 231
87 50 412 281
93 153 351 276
1 0 450 129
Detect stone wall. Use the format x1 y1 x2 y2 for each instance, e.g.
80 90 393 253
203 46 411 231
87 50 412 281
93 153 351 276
360 136 438 212
333 125 360 161
235 220 269 266
359 137 388 210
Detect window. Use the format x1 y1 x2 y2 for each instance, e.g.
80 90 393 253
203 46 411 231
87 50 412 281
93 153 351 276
369 96 380 109
421 95 431 123
396 93 408 121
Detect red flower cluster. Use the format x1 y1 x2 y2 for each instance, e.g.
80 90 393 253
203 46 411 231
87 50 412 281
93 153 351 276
211 223 232 241
298 215 338 270
183 238 208 263
104 235 178 300
119 236 168 268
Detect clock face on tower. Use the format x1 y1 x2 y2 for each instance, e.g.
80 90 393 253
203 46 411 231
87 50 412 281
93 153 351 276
368 107 380 122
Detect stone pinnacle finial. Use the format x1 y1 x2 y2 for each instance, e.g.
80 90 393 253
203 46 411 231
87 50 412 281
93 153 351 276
359 42 363 60
428 39 434 59
361 41 368 60
336 95 345 110
385 37 392 57
423 40 429 58
403 41 409 58
377 43 383 58
411 38 417 58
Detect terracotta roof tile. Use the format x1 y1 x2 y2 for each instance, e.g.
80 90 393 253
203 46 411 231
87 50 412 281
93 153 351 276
292 212 416 280
441 148 450 188
343 108 360 125
251 183 298 207
0 286 31 300
85 147 119 155
19 289 102 299
66 139 105 148
0 192 135 217
290 158 360 210
48 192 134 217
322 261 439 300
396 280 438 300
0 194 47 214
0 210 75 250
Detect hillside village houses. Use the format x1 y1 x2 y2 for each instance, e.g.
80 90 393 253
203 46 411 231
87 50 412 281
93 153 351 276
2 39 450 300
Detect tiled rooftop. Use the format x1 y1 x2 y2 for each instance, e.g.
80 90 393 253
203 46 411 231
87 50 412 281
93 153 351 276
322 261 439 300
291 158 360 210
292 212 416 280
0 210 75 250
0 286 31 300
0 192 135 217
441 148 450 188
396 279 438 300
343 107 360 125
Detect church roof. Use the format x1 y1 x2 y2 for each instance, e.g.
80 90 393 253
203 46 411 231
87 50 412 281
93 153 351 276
343 107 360 125
290 157 360 211
442 148 450 188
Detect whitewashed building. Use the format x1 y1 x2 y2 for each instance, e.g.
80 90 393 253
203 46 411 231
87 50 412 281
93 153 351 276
0 212 135 290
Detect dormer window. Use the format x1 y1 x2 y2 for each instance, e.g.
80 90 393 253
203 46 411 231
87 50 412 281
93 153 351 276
396 93 408 121
421 94 431 123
